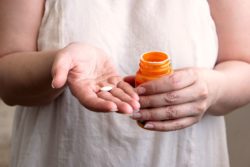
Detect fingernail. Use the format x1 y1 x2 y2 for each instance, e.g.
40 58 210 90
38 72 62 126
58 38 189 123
130 112 142 119
137 87 146 95
127 108 133 114
133 101 141 110
51 80 55 89
110 107 118 112
134 110 139 113
144 124 154 129
133 94 140 101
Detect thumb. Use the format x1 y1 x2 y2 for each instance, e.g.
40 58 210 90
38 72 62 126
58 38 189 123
51 53 72 89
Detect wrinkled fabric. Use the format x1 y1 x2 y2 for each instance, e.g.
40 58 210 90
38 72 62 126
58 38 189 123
11 0 229 167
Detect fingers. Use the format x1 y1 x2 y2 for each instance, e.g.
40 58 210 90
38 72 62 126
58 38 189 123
78 79 140 114
117 81 139 100
51 52 72 89
71 83 118 112
139 81 208 108
143 117 199 132
83 95 118 112
135 69 197 95
130 100 206 132
130 102 205 121
97 91 133 114
110 87 140 110
98 79 140 113
69 75 140 113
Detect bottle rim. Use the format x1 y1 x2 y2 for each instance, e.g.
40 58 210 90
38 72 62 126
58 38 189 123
140 51 170 65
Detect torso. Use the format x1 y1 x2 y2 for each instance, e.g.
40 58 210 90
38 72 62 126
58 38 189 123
11 1 229 167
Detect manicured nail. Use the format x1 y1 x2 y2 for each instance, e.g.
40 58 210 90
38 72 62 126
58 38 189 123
130 112 142 119
137 87 146 95
144 124 154 129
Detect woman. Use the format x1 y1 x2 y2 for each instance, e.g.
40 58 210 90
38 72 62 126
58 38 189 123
0 0 250 166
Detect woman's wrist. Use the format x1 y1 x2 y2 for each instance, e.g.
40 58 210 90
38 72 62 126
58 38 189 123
202 68 226 115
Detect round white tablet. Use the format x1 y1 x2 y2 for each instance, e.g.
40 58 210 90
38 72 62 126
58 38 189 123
100 86 113 92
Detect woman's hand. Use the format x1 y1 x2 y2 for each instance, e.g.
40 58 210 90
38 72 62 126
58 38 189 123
51 43 140 114
130 68 221 132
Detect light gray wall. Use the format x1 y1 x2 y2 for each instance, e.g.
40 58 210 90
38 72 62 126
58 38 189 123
225 104 250 167
0 101 14 167
0 101 250 166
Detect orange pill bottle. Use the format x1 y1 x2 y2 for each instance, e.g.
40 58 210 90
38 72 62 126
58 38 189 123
135 51 173 86
135 51 173 128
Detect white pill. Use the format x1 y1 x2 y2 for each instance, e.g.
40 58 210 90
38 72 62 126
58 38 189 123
100 86 113 92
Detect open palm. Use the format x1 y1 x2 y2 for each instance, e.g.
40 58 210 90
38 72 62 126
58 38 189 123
51 43 139 114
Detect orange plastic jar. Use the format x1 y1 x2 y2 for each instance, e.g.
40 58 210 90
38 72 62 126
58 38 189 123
135 51 173 86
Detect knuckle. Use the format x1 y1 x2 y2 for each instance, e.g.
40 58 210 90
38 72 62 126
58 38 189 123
169 74 180 89
165 106 178 120
140 96 151 108
199 84 208 99
196 102 207 113
163 92 178 104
